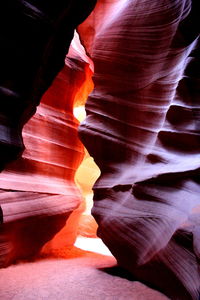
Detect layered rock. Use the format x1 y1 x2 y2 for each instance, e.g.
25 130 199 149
0 0 97 266
78 1 200 299
0 39 95 265
0 0 96 170
0 1 199 299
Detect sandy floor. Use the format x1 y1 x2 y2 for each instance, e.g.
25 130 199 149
0 238 169 300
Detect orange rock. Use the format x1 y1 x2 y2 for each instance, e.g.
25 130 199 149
0 38 94 265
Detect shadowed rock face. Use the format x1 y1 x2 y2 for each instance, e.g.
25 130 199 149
0 57 89 266
0 0 97 266
0 0 199 299
78 1 200 299
0 0 97 170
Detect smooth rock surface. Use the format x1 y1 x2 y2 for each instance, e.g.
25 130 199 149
0 0 96 169
79 1 200 299
0 40 94 266
0 1 199 299
0 0 97 265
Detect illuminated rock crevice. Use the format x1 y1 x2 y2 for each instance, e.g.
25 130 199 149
0 1 199 300
78 1 200 299
0 31 95 266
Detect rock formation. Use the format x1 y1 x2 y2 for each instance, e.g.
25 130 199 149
0 1 200 299
78 1 200 299
0 29 95 265
0 0 96 170
0 59 84 263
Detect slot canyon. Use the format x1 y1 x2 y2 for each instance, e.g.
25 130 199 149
0 1 199 300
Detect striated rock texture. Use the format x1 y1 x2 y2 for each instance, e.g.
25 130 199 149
0 0 97 266
78 1 200 299
0 44 95 266
0 0 96 170
0 1 199 299
75 150 100 238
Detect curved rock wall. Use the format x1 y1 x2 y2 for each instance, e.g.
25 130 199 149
0 1 199 299
0 0 97 267
0 0 96 170
78 1 200 299
0 45 95 266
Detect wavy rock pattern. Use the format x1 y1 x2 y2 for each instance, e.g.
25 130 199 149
79 1 200 299
0 44 95 266
0 0 96 266
0 0 96 170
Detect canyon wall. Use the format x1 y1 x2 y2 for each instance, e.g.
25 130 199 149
0 1 199 299
78 1 200 299
0 0 96 169
0 54 93 265
0 0 96 266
